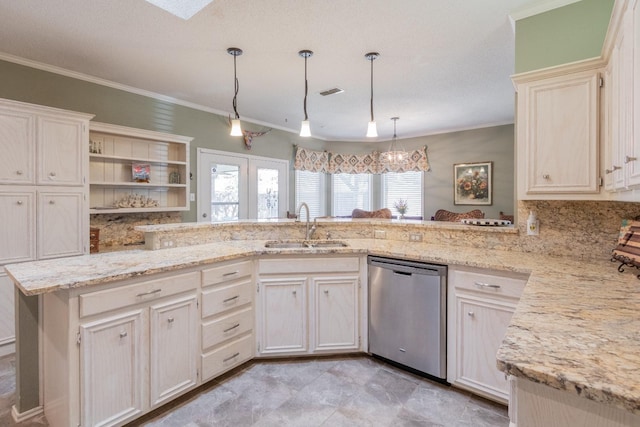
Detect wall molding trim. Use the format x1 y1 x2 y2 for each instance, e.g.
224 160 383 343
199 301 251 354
11 404 44 423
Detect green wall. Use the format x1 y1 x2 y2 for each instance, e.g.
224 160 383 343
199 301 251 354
515 0 614 73
325 125 515 219
0 59 326 222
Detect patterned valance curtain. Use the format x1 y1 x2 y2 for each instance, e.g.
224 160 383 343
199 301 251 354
294 146 430 174
378 146 431 174
294 146 330 173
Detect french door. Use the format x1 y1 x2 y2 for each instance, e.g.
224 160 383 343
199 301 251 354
197 148 288 222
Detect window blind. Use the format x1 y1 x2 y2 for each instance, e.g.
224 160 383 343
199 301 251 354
383 171 423 218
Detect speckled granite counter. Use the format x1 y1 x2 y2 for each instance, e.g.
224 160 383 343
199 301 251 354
5 238 640 417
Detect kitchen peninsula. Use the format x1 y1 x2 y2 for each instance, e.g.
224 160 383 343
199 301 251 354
5 219 640 427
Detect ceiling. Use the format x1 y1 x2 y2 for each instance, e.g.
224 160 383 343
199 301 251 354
0 0 540 141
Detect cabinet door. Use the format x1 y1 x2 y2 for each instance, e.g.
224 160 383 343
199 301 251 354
0 109 34 184
80 309 146 427
37 189 85 259
518 70 600 195
312 276 359 352
150 294 198 407
0 189 35 264
456 296 515 401
627 0 640 186
258 277 307 355
0 273 15 357
37 115 86 186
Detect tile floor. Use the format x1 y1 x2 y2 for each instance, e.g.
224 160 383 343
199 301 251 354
0 354 509 426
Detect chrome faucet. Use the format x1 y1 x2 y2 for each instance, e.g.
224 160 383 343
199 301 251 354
296 202 317 240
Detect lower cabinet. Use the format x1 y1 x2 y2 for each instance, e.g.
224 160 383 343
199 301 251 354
200 259 254 382
43 270 200 427
447 266 528 403
256 256 364 357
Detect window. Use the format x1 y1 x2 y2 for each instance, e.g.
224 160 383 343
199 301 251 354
295 170 326 218
332 173 372 216
382 171 423 219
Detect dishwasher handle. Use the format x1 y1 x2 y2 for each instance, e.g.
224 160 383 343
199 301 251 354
393 270 412 276
368 257 446 277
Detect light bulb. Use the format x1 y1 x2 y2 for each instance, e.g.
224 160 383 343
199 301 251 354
230 119 242 136
300 120 311 137
366 121 378 137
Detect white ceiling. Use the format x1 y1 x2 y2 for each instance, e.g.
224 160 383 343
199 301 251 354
0 0 544 141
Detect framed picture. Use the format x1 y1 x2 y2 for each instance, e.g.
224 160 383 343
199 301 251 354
132 163 150 183
453 161 492 205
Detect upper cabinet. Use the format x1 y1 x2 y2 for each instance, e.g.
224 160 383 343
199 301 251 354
0 99 91 186
89 123 191 213
514 64 603 200
601 0 640 197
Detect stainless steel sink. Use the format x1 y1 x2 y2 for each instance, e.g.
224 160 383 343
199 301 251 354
264 240 348 249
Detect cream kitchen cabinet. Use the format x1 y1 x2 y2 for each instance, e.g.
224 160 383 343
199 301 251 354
0 189 35 264
0 108 34 184
37 115 86 186
200 259 254 382
257 256 364 357
447 266 528 404
43 270 199 427
38 188 86 259
514 65 602 199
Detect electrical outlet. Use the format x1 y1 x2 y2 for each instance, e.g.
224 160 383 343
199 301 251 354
409 233 423 242
374 230 386 239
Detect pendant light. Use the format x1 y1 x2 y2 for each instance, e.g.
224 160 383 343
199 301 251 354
227 47 243 136
381 117 408 168
365 52 379 137
299 50 313 137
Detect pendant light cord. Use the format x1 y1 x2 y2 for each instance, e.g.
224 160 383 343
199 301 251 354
232 53 240 120
303 54 309 121
369 57 374 122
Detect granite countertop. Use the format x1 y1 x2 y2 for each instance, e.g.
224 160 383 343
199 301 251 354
4 238 640 416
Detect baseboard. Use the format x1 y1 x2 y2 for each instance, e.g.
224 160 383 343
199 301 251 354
11 404 44 423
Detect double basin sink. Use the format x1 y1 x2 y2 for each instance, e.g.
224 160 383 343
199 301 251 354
264 240 349 249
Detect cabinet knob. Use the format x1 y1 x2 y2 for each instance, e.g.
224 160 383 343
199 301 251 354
202 213 208 218
49 200 55 205
542 174 550 180
625 156 637 164
467 311 475 317
17 200 23 206
119 331 128 338
49 172 56 178
292 290 297 296
606 165 622 174
16 170 23 175
324 289 329 295
167 317 174 323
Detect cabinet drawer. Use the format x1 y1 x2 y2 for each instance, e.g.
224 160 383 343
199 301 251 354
202 307 253 350
259 257 360 274
201 279 252 318
202 260 253 287
450 268 528 300
80 271 200 317
201 333 253 382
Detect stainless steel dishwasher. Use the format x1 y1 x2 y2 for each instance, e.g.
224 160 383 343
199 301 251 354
368 256 447 381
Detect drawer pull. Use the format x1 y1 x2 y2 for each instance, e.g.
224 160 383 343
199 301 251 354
167 317 175 323
223 323 241 333
292 290 297 296
324 290 329 295
120 331 128 338
223 352 240 363
468 311 475 317
16 170 23 175
223 271 239 277
17 200 23 205
474 282 501 290
49 200 55 205
137 288 162 297
49 172 56 178
223 295 239 303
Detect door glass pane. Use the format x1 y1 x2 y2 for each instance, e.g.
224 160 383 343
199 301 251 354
257 168 278 219
211 164 239 221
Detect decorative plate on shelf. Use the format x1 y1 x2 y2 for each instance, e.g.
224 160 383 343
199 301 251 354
460 218 512 226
